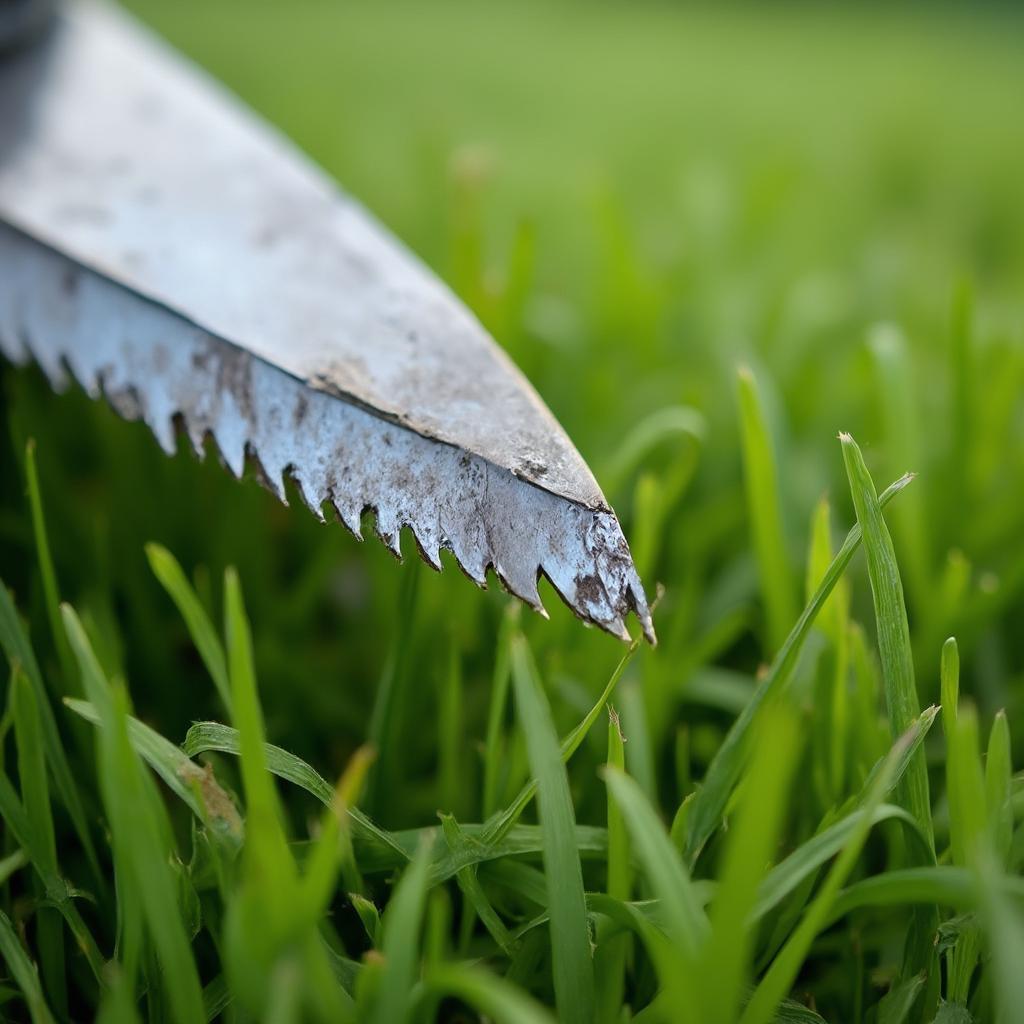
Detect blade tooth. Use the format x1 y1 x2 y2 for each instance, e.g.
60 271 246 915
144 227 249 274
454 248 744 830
290 473 327 524
528 503 655 643
628 578 657 646
373 505 403 560
492 559 547 617
58 345 102 401
331 498 364 541
408 520 442 572
443 519 490 588
433 458 490 587
608 618 633 643
252 455 287 503
209 411 247 480
281 453 332 524
178 410 208 459
291 468 329 523
450 466 549 613
447 538 489 588
147 413 179 457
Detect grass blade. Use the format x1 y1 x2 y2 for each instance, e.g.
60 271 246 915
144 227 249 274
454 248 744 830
987 712 1011 864
425 963 557 1024
840 433 933 853
65 698 243 843
753 805 926 922
824 866 1003 924
483 640 637 846
985 709 1012 864
976 849 1024 1022
182 720 404 860
24 440 76 692
737 366 797 654
941 637 967 867
63 603 205 1024
603 404 705 495
684 472 914 863
700 703 802 1024
806 496 850 801
0 582 100 880
511 636 595 1024
367 842 431 1024
224 568 295 892
11 668 65 1017
595 707 631 1024
299 744 376 920
740 711 929 1024
0 908 56 1024
145 543 231 713
603 766 708 957
11 668 58 881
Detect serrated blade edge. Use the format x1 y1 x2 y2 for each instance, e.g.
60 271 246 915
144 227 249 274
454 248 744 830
0 222 656 644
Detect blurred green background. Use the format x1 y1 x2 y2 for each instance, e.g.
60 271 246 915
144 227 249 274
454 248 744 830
2 0 1023 834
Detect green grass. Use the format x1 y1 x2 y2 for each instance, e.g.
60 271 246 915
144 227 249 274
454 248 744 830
2 0 1024 1020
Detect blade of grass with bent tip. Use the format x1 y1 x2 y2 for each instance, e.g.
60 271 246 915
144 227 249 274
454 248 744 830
0 908 56 1024
145 543 231 713
0 582 100 881
840 433 933 853
182 720 404 861
366 841 432 1024
684 472 915 864
737 366 797 655
739 712 924 1024
66 699 242 843
425 963 557 1024
511 635 595 1024
823 866 994 926
603 404 705 495
62 603 205 1024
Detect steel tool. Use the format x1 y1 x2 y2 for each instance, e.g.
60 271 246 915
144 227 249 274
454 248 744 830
0 0 655 643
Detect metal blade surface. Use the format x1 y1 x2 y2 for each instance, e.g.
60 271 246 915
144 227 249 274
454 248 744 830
0 1 654 642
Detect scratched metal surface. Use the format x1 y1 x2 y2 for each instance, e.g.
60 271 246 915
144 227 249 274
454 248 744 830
0 1 655 642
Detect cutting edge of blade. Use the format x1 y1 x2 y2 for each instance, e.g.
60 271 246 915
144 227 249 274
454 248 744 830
0 222 656 645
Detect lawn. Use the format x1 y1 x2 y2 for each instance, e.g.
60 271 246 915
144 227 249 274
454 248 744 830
1 0 1024 1021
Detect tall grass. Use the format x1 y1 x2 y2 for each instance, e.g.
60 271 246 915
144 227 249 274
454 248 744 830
2 2 1024 1020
